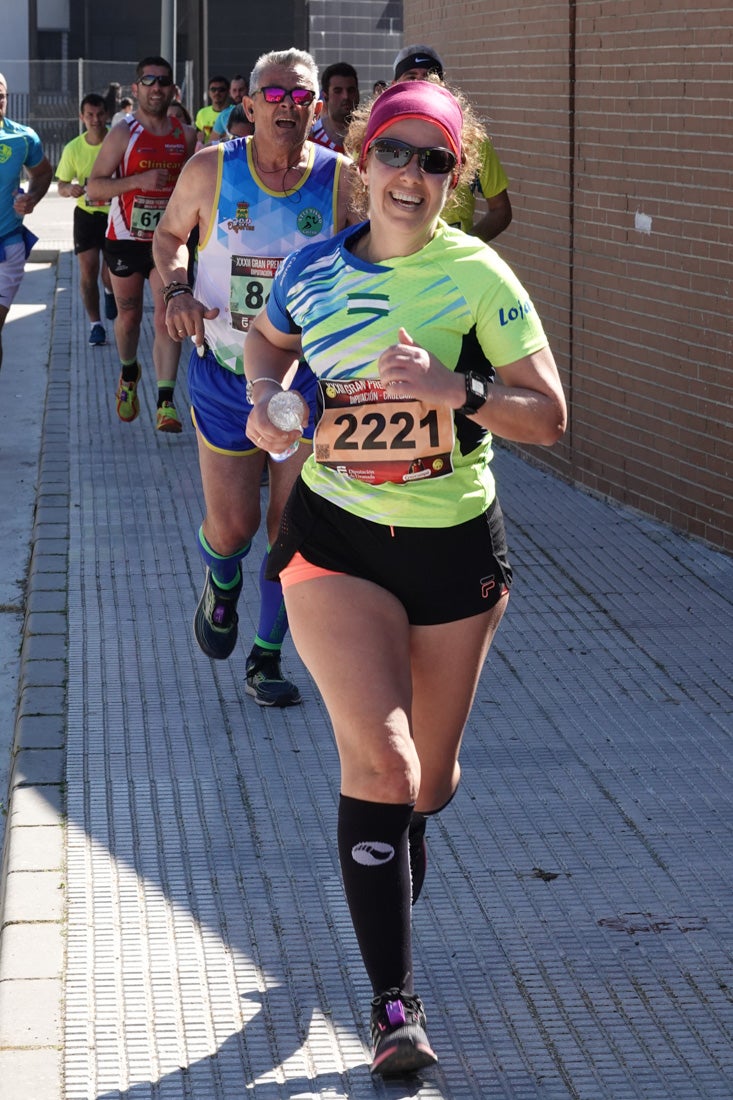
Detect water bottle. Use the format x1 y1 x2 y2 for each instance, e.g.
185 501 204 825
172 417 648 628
266 390 306 462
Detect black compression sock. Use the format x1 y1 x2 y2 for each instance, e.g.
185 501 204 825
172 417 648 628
409 812 428 905
337 794 414 994
121 360 139 383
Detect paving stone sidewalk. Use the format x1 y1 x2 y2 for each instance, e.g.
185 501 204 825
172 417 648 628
1 234 732 1100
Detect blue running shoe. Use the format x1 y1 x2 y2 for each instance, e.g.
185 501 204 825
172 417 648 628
89 322 106 346
245 645 301 707
104 290 118 320
194 569 243 659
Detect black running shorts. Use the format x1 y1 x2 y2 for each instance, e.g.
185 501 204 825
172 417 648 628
103 237 155 279
73 207 108 255
267 478 512 626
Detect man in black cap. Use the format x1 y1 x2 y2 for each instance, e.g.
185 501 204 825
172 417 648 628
392 44 512 242
393 44 445 82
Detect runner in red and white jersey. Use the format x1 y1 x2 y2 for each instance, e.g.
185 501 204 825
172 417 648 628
106 117 189 242
310 62 359 154
88 55 196 433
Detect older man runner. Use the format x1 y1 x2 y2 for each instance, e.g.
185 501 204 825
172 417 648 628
153 47 355 705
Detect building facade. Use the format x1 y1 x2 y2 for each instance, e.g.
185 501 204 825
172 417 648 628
4 0 731 550
404 0 732 552
7 1 402 109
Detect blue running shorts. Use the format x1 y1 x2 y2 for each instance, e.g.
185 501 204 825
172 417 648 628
187 345 319 455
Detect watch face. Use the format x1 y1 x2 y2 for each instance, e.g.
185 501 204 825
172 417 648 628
458 372 488 415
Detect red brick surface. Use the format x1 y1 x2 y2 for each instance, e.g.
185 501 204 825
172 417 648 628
405 0 732 552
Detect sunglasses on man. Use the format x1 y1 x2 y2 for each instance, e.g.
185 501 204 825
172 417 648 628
255 86 317 107
138 74 174 87
370 138 457 176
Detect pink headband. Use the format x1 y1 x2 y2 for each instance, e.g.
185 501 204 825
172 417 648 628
359 81 463 170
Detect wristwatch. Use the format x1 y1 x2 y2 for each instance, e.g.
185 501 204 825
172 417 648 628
456 371 489 417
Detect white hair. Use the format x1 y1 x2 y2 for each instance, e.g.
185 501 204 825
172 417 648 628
249 49 319 95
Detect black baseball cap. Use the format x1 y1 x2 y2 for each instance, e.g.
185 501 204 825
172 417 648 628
393 44 444 82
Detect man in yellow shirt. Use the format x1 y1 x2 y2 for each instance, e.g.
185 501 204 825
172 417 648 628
56 93 117 345
194 76 229 144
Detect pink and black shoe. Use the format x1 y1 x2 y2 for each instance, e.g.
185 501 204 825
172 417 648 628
370 988 438 1077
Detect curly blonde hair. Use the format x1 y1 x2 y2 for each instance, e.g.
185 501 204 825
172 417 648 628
343 76 486 221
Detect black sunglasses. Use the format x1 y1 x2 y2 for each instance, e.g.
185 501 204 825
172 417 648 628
370 138 457 176
209 85 228 93
255 85 317 107
138 74 174 87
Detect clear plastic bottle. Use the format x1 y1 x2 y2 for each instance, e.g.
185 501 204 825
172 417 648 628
266 390 306 462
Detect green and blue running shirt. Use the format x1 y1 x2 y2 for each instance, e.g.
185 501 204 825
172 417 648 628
266 220 549 528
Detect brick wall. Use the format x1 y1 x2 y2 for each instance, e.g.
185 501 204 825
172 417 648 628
405 1 733 552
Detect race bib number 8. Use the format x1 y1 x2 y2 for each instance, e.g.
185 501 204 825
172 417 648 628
130 195 167 239
230 255 282 332
314 378 455 485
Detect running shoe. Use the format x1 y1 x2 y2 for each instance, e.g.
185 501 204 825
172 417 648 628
156 401 183 433
370 989 438 1077
116 366 141 423
193 569 243 659
245 645 301 707
89 322 106 346
104 290 118 320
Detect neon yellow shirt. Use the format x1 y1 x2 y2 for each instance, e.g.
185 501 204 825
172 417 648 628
268 221 548 528
194 105 223 144
447 136 509 234
55 132 110 214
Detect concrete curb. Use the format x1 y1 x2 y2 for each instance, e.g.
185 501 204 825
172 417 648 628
0 251 70 1098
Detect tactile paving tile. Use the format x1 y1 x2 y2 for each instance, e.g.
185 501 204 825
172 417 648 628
61 264 733 1098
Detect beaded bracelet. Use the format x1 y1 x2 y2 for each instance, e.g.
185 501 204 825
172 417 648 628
162 281 193 306
245 376 283 404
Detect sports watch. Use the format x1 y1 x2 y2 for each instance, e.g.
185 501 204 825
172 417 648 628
456 370 489 417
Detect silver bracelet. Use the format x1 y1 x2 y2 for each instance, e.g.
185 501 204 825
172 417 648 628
245 376 282 404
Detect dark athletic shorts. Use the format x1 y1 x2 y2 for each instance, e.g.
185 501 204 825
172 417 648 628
103 237 155 279
266 477 512 626
73 207 108 255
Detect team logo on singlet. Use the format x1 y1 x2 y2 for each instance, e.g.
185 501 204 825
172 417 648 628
0 144 11 164
297 207 324 237
228 202 254 233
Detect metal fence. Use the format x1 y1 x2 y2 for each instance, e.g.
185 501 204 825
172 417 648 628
3 59 193 168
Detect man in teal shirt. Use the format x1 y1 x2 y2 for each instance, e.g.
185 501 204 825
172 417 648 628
0 72 53 370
